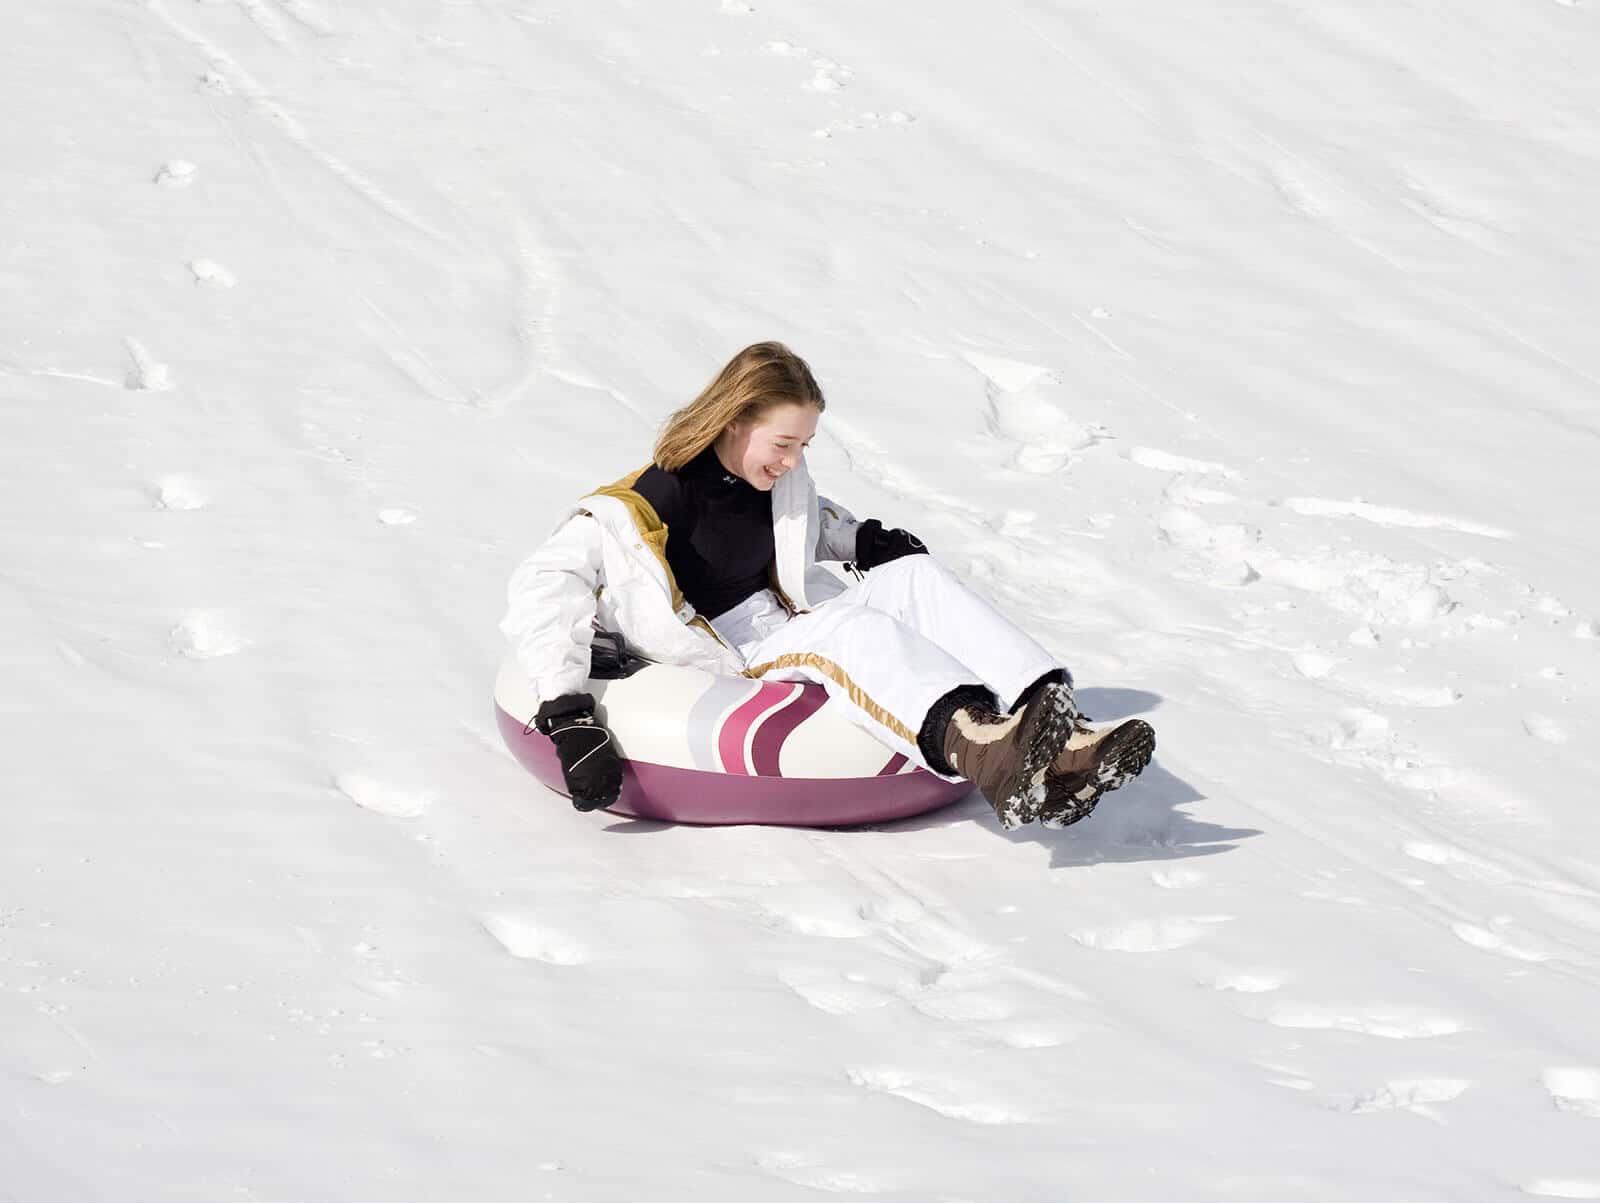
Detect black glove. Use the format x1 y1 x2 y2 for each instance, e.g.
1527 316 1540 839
853 518 929 571
533 692 622 812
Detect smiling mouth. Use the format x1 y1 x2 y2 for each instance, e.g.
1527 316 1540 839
765 467 783 479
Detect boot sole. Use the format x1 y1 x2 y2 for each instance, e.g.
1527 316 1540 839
994 682 1078 828
1039 719 1155 829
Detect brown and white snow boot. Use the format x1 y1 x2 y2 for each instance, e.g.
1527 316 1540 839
1038 715 1156 828
939 681 1077 829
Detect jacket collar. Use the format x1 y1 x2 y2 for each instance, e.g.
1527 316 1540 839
573 457 821 617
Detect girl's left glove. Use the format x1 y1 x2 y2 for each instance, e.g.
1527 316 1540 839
854 518 929 571
533 692 623 812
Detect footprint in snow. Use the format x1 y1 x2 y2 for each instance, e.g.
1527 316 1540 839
153 475 208 510
480 914 587 965
1537 595 1572 619
1266 1074 1317 1092
1282 496 1512 540
1329 1077 1469 1118
377 508 417 526
984 385 1107 474
169 611 245 658
1402 841 1515 886
728 890 876 939
1523 1180 1600 1200
761 40 851 91
965 355 1110 474
1212 972 1284 994
992 1024 1070 1049
806 58 851 92
778 967 892 1015
1267 1005 1466 1039
1451 920 1550 963
1072 916 1233 952
1374 682 1462 708
1156 508 1260 587
908 985 1020 1023
1165 477 1241 507
1291 651 1340 680
1321 707 1391 752
754 1151 887 1195
1523 715 1569 744
845 1067 1029 1125
1542 1067 1600 1118
814 109 918 139
123 337 172 391
333 773 432 818
188 259 236 289
1298 656 1460 708
153 160 197 188
1130 446 1239 478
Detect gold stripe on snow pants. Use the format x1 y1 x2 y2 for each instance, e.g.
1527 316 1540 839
743 653 919 745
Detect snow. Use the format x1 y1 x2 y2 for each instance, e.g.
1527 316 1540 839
3 0 1599 1199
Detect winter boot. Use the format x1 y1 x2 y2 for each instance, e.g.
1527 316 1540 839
932 681 1078 829
1038 716 1156 828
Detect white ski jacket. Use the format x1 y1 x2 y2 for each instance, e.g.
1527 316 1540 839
500 459 863 702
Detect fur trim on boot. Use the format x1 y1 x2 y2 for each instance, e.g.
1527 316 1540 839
938 681 1077 828
1008 667 1073 714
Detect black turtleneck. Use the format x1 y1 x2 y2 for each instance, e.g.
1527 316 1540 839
631 445 776 619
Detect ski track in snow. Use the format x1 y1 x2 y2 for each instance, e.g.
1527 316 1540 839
700 839 1093 1070
145 0 461 250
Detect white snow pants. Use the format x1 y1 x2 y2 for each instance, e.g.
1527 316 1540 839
706 555 1065 779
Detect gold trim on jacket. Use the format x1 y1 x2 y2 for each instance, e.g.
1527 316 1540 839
589 468 685 614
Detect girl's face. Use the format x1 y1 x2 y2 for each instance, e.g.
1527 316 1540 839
716 402 819 491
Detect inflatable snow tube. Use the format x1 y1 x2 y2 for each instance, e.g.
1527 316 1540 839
494 657 971 827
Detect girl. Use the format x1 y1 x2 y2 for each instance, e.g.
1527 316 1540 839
500 342 1154 829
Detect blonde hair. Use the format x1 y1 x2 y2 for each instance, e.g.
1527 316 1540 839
653 342 826 472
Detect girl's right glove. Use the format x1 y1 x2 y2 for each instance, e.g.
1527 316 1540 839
854 518 929 571
533 692 623 811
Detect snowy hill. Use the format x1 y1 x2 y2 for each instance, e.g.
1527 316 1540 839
4 1 1599 1199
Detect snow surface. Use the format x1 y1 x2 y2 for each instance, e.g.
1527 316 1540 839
4 1 1600 1199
